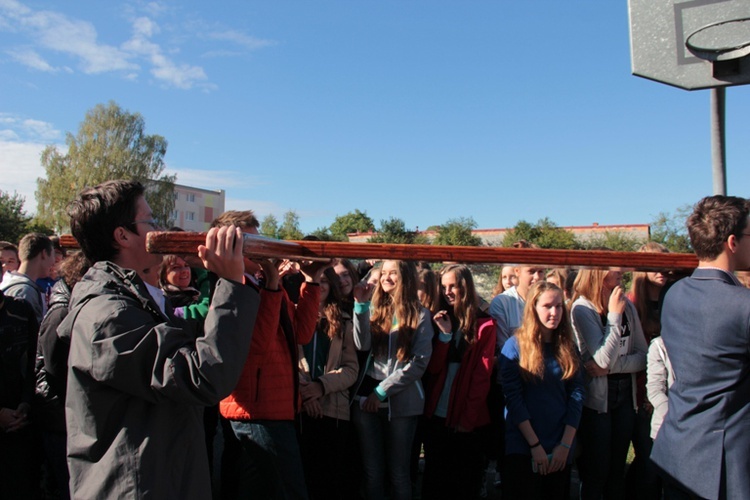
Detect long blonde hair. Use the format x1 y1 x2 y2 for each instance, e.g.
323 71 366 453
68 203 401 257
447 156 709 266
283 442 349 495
629 242 669 340
516 282 580 381
571 268 610 315
370 260 422 362
441 264 479 344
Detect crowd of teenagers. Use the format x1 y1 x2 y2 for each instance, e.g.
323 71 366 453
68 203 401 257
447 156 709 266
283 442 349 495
2 182 749 500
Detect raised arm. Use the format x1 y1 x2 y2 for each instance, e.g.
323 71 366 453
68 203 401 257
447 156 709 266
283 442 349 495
571 300 624 371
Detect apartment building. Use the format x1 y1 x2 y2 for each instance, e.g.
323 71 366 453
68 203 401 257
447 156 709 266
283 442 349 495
171 184 225 232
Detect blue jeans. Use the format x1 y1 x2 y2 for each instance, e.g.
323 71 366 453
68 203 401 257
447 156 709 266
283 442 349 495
351 405 417 500
230 420 308 500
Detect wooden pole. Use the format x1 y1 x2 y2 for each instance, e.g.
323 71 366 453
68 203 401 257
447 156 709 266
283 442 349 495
60 232 698 271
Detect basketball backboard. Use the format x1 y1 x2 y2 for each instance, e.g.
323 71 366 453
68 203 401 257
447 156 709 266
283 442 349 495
628 0 750 90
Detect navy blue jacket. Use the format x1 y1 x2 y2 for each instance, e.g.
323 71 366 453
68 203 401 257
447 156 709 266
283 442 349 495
651 268 750 499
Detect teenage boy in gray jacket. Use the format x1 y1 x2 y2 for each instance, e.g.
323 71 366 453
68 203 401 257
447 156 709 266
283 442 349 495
61 180 260 499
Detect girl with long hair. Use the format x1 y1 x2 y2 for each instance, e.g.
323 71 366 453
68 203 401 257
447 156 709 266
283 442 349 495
298 267 359 500
421 264 496 499
350 260 433 500
626 242 669 500
417 266 440 316
499 281 584 499
492 265 518 298
570 267 647 500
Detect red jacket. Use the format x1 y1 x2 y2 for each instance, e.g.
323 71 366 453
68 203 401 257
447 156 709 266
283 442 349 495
424 317 496 431
220 282 319 421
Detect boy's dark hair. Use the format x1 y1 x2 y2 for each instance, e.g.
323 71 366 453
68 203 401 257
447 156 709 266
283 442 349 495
211 210 259 230
18 233 53 262
687 195 750 261
68 180 145 263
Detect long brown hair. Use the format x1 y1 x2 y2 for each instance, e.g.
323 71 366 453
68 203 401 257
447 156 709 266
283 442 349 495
629 242 669 340
441 264 479 344
417 267 440 315
370 260 421 362
516 282 579 381
319 267 345 339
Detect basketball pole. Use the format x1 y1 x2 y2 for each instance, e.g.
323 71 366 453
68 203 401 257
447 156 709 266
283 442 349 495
710 87 727 195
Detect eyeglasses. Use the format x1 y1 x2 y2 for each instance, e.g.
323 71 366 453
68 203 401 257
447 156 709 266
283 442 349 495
127 219 161 231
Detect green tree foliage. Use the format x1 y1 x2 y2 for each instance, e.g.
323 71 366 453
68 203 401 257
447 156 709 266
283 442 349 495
309 227 337 241
329 209 375 241
502 218 577 249
260 214 280 239
25 218 55 237
433 217 482 246
0 190 31 243
279 211 304 240
650 206 692 253
579 231 646 252
36 101 175 231
368 217 429 244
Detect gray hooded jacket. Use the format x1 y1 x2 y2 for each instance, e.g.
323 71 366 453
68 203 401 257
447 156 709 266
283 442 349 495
60 261 259 499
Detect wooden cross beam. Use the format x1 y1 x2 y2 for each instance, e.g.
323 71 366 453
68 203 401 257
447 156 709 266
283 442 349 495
59 232 698 271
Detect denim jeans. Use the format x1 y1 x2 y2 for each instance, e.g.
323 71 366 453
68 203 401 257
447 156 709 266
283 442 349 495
351 405 417 500
230 420 308 500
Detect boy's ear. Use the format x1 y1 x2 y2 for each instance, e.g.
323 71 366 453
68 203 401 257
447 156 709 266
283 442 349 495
113 226 130 250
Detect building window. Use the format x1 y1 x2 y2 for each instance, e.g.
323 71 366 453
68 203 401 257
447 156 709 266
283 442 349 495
186 211 195 221
171 210 179 220
187 193 196 202
173 192 179 200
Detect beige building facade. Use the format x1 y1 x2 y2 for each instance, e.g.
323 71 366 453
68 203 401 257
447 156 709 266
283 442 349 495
171 184 225 232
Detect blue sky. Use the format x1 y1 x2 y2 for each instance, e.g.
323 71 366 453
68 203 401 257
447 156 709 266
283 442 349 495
1 0 749 234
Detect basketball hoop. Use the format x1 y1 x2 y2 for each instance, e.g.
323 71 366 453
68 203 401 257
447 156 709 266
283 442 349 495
686 17 750 62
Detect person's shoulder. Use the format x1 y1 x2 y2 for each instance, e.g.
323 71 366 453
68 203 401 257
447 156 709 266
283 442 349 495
491 289 517 306
1 292 36 320
1 271 35 292
501 335 520 357
571 295 594 311
417 306 434 327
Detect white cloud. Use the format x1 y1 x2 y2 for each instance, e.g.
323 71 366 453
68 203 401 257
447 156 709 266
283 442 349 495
167 167 268 191
21 119 60 141
0 140 53 214
224 198 283 218
122 16 208 89
1 0 274 90
0 113 64 214
142 1 168 19
166 166 279 216
207 30 276 51
7 47 57 72
8 3 138 74
0 113 60 142
0 130 20 141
